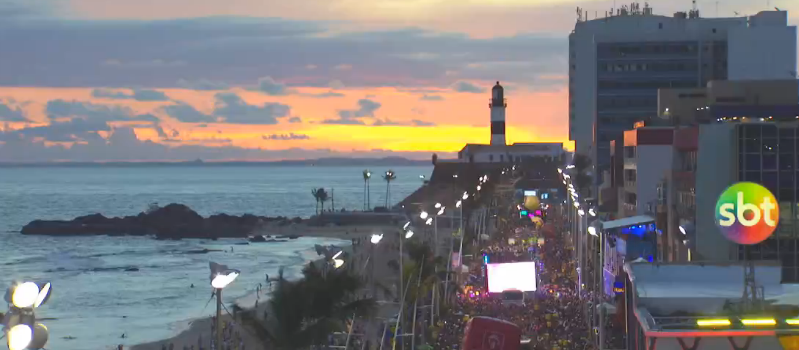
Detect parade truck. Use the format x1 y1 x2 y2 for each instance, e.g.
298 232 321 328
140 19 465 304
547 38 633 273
462 316 522 350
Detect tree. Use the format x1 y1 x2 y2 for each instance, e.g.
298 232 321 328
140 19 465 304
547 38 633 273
311 188 320 214
318 188 329 213
239 263 377 350
383 170 397 207
363 169 372 211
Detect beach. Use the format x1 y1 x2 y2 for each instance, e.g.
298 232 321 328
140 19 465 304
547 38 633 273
131 223 405 350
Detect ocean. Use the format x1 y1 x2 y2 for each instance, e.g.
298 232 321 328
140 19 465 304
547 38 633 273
0 165 432 350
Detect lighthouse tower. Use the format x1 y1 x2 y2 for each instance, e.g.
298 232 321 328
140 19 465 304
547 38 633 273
489 81 506 145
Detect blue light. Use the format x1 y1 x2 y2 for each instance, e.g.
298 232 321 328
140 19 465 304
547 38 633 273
647 255 653 262
484 254 489 264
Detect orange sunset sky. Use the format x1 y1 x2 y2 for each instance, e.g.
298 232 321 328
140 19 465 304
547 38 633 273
0 0 797 161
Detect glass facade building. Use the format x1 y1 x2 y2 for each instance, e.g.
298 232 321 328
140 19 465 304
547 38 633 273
736 122 799 282
595 41 728 180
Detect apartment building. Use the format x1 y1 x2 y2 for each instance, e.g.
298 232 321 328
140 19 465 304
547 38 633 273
569 6 797 188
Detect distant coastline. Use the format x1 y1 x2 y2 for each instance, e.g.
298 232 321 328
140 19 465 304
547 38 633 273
0 156 432 167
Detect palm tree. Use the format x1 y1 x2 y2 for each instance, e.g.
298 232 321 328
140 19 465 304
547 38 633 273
239 263 377 349
311 188 320 214
317 188 329 213
383 170 397 208
401 240 449 347
363 169 372 211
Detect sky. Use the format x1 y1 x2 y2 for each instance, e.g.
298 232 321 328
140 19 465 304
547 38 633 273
0 0 797 162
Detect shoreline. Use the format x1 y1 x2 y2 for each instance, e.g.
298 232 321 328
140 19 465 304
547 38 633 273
130 224 397 350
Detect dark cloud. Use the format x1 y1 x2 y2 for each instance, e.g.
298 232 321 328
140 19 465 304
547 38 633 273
176 79 229 91
0 126 450 162
45 100 160 123
162 103 217 123
256 76 288 95
322 98 381 124
320 118 366 125
0 102 30 122
451 81 485 93
371 118 436 127
420 94 444 101
338 99 381 119
8 118 110 143
161 93 291 124
213 92 290 124
262 133 311 140
92 88 170 101
304 91 345 98
0 16 566 89
288 116 302 123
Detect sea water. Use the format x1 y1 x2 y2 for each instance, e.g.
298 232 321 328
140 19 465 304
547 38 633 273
0 165 431 349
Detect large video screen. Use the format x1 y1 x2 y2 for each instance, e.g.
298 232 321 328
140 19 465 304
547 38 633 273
486 261 537 293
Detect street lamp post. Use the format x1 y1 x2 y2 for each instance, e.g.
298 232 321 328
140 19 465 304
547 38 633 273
3 281 52 350
209 262 240 350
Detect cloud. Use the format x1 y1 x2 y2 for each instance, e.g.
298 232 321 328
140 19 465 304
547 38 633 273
0 102 30 122
176 79 229 91
288 116 302 123
256 76 288 95
411 119 436 126
162 103 217 123
371 118 436 127
161 93 292 124
0 16 566 90
323 98 381 124
213 92 290 124
320 118 366 125
451 81 485 93
45 100 159 123
304 91 345 98
92 88 170 101
262 133 311 140
420 94 444 101
8 118 110 143
0 126 448 162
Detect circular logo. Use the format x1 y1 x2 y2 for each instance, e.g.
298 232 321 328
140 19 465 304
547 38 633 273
715 182 779 245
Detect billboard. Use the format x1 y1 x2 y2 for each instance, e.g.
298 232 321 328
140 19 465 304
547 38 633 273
715 182 779 245
462 316 522 350
486 262 537 293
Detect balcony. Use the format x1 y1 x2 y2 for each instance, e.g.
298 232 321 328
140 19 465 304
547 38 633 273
488 98 508 108
625 180 637 190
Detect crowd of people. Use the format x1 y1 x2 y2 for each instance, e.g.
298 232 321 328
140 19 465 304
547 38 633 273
434 208 598 350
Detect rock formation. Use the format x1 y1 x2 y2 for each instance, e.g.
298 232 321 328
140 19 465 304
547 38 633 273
21 203 303 239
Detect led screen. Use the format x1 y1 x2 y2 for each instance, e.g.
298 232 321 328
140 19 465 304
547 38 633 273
486 262 537 293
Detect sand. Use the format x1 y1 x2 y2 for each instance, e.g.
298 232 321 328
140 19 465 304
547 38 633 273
130 224 405 350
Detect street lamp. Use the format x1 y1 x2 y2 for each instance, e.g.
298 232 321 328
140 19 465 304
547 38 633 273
435 202 442 209
4 281 53 350
420 211 429 220
578 209 585 216
477 185 482 191
589 208 597 217
210 262 240 350
371 233 384 244
462 192 469 200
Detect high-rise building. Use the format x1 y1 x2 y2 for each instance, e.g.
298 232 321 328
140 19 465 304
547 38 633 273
568 5 797 186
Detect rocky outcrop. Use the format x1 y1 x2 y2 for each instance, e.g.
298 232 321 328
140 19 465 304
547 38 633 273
21 203 304 239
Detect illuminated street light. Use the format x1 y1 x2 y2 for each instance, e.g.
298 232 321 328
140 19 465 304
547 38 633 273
462 192 469 200
588 227 597 236
574 202 580 208
564 174 571 179
456 200 462 208
425 218 433 225
437 206 445 216
557 168 563 173
405 229 414 239
420 211 429 220
210 263 240 289
4 281 53 350
371 233 384 244
588 208 597 217
403 221 411 230
578 209 585 216
477 185 482 191
435 202 442 209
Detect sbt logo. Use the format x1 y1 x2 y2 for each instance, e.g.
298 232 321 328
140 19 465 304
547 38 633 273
715 182 779 245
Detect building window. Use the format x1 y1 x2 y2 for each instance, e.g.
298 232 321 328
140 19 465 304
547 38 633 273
489 154 494 162
624 169 637 182
624 146 636 158
500 154 504 162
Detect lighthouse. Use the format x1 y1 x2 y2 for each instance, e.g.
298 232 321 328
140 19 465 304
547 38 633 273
489 81 506 145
